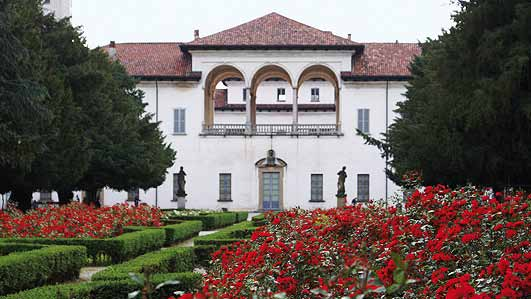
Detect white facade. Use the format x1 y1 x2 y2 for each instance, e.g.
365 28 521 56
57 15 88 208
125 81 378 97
43 0 72 19
100 49 405 211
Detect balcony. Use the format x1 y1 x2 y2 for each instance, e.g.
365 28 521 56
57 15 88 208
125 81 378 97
201 124 342 137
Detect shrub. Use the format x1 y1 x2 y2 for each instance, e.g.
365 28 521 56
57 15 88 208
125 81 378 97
193 245 218 267
162 221 203 246
0 273 202 299
0 203 163 239
193 221 256 247
0 243 46 255
92 246 195 281
2 228 166 265
166 212 238 230
0 245 86 295
235 211 249 223
181 186 531 298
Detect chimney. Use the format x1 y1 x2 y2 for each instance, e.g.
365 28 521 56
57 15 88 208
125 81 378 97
194 29 199 40
108 41 117 60
347 33 352 40
395 40 399 44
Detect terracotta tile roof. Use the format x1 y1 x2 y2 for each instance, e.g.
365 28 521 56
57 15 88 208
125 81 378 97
102 43 195 78
344 43 421 79
184 12 361 50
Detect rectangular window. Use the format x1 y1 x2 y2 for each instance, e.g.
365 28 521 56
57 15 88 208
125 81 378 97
242 88 247 102
357 174 370 202
311 88 320 102
174 109 186 134
127 189 140 202
357 109 370 133
40 191 52 202
277 88 286 102
310 174 324 202
219 173 232 201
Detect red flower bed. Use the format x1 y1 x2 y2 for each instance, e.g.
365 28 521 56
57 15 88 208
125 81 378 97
179 186 531 298
0 203 162 238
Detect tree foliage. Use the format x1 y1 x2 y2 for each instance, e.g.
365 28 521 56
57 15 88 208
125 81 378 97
377 0 531 189
0 0 175 209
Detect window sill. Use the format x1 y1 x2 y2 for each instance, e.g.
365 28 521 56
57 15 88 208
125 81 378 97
217 199 233 202
309 200 325 203
172 133 187 136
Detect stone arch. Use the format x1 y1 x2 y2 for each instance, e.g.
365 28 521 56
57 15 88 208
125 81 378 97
204 65 245 126
297 64 341 126
249 64 294 125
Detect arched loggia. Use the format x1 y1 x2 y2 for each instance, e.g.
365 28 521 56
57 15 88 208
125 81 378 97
249 65 294 126
204 65 245 127
297 64 341 127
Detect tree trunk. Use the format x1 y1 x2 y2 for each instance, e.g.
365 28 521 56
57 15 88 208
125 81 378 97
83 188 101 208
57 189 74 205
11 188 33 212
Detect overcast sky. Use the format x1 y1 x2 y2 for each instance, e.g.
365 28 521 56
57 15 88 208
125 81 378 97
72 0 459 48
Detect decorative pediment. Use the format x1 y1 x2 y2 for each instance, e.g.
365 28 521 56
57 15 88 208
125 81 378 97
255 150 287 168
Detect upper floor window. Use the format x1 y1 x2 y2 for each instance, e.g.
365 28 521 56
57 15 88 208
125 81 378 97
242 88 247 102
357 109 370 133
174 109 186 134
311 88 320 102
219 173 232 201
357 174 370 202
277 88 286 102
310 174 324 202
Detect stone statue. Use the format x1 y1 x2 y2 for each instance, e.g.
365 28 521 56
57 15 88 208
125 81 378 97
176 166 187 197
336 166 347 197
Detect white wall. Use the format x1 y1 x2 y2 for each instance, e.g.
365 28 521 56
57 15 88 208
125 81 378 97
43 0 72 19
102 50 405 211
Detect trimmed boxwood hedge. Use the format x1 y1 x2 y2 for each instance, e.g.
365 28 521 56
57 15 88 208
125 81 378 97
251 213 267 226
167 211 250 230
0 245 86 295
1 228 166 265
194 221 257 247
92 246 195 281
193 245 218 267
0 272 202 299
0 243 46 256
162 220 203 246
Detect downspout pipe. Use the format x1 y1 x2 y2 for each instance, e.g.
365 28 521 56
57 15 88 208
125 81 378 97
385 80 389 208
155 80 159 208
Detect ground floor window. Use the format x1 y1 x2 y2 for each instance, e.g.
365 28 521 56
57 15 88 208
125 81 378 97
127 188 139 202
357 174 370 202
40 191 52 202
219 173 232 201
310 174 324 202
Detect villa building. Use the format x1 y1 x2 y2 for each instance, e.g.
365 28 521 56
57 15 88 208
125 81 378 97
36 3 421 210
101 13 420 210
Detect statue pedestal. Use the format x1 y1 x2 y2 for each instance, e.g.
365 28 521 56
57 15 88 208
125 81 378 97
177 196 186 209
336 195 347 208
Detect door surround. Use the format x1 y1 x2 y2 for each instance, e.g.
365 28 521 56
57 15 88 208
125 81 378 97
258 166 284 211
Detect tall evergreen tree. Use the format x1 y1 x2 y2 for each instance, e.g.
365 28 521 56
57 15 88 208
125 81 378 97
372 0 531 190
1 0 175 210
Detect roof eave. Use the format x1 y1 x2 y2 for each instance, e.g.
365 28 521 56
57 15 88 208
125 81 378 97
181 44 364 52
341 73 412 82
134 72 202 82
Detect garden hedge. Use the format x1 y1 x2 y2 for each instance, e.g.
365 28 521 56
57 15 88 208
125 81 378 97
1 228 166 265
251 213 267 226
162 220 203 246
0 243 46 255
0 245 86 295
194 221 257 247
92 246 195 281
167 213 236 230
0 272 203 299
193 245 218 267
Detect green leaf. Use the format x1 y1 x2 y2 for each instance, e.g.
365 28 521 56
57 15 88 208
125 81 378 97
386 283 401 294
155 280 180 290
